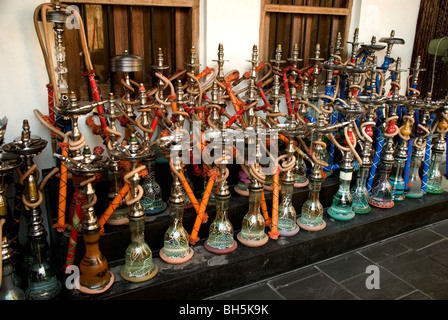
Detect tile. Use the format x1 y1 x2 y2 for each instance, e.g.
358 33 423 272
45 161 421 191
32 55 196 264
418 239 448 268
208 282 283 300
398 290 432 300
396 229 444 250
341 266 414 300
316 252 375 282
428 220 448 238
268 266 320 290
275 272 356 300
379 250 448 300
359 238 409 263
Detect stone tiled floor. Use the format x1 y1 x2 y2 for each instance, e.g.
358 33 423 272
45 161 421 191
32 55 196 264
206 219 448 300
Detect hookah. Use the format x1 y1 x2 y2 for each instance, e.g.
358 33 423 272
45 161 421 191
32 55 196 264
326 97 366 221
2 121 61 299
100 93 129 225
111 51 167 215
368 58 408 209
405 100 433 199
204 127 237 254
1 236 26 300
237 119 269 247
158 111 195 264
0 119 25 300
136 84 167 216
109 132 158 281
297 112 348 231
427 101 448 194
354 62 383 214
274 116 306 237
55 145 114 294
287 44 309 188
34 1 109 145
388 56 425 201
379 30 405 72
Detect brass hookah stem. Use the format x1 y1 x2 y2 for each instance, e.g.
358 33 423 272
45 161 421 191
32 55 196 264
246 44 259 125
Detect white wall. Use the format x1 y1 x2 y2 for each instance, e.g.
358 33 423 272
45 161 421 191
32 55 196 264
0 0 422 171
349 0 422 94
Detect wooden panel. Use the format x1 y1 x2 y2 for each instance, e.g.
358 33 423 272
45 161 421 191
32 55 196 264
175 7 190 71
62 0 195 7
64 22 83 99
411 0 448 100
113 5 129 54
131 6 145 82
259 0 271 62
265 4 349 15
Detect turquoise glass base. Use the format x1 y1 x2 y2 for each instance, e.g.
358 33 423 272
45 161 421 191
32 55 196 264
327 207 355 221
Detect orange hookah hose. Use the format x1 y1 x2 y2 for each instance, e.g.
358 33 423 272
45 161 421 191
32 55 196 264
261 191 271 227
188 169 220 245
98 183 130 235
225 82 247 127
269 168 281 239
33 109 70 232
53 142 69 232
178 169 200 213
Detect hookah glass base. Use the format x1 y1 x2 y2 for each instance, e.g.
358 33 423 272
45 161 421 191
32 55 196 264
79 273 114 294
159 248 194 264
237 232 269 247
121 266 158 283
204 241 238 255
297 219 326 232
298 178 326 231
327 206 355 221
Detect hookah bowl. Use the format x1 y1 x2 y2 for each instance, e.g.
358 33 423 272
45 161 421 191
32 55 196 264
110 136 158 282
56 147 114 293
3 121 62 300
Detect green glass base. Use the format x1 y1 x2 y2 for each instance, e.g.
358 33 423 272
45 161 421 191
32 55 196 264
405 192 423 199
427 188 444 194
144 202 167 216
327 207 355 221
352 206 371 215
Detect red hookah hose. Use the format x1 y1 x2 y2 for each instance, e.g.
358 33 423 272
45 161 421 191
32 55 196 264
64 202 81 270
